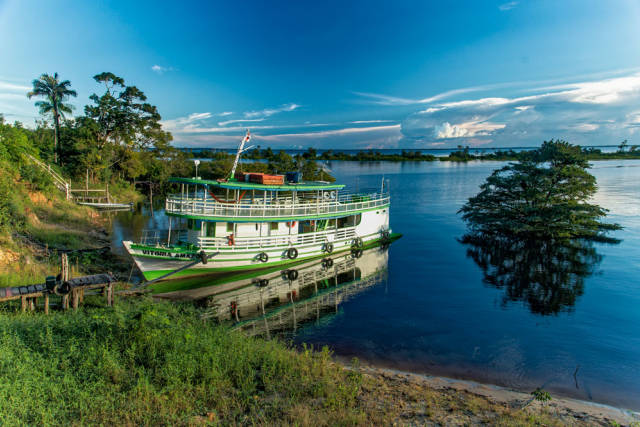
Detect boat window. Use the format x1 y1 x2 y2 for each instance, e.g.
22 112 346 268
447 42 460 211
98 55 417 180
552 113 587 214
337 214 362 228
227 222 234 232
270 222 278 231
188 219 200 231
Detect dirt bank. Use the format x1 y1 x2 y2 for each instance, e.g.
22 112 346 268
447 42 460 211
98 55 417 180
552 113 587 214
349 362 639 425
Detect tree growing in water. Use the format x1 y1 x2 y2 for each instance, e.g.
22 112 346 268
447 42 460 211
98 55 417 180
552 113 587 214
27 72 77 164
459 140 621 315
459 140 621 242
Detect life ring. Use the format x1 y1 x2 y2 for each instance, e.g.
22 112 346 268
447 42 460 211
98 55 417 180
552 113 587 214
227 234 235 246
323 242 334 253
286 247 298 259
287 221 297 228
258 252 269 263
286 269 299 281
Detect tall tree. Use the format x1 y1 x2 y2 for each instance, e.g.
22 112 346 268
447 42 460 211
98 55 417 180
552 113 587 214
83 72 172 180
27 73 77 163
459 140 621 242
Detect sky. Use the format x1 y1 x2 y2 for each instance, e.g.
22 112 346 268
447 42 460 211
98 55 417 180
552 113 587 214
1 0 640 149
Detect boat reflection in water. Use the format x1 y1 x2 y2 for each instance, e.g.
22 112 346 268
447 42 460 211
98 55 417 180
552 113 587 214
198 246 389 338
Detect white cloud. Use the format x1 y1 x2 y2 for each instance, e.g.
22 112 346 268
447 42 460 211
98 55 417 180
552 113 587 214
0 77 40 123
395 71 640 147
218 111 233 116
151 65 173 74
218 118 265 126
435 120 506 139
244 103 300 119
498 1 519 11
160 112 212 132
256 124 401 140
350 120 394 124
569 123 600 132
0 81 30 92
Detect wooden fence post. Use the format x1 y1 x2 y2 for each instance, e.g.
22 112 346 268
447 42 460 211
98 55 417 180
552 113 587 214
21 296 26 312
44 294 49 315
72 289 79 310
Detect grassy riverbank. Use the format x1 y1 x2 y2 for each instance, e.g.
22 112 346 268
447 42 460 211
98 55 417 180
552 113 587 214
0 297 630 426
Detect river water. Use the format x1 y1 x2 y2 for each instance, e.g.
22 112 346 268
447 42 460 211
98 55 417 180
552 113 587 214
111 159 640 410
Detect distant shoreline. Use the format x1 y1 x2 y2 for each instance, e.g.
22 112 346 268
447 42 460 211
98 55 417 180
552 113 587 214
182 145 640 163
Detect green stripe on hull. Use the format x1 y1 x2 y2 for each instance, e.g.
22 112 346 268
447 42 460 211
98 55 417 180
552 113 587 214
144 233 402 293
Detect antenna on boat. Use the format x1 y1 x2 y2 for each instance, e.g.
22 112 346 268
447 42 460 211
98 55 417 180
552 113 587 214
229 129 254 180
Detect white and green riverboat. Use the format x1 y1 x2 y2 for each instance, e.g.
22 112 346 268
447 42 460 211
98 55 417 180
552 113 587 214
123 133 399 281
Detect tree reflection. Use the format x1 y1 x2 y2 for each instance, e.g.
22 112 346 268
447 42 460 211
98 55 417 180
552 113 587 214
460 233 617 315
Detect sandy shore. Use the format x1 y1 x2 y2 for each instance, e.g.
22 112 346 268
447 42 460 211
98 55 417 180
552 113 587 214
342 358 640 426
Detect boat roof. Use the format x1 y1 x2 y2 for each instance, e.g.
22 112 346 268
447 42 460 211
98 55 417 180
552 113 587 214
169 177 345 191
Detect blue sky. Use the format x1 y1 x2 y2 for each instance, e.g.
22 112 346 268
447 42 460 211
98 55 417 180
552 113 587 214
1 0 640 149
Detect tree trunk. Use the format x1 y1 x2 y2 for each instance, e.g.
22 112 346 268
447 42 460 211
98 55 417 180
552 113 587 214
53 107 60 164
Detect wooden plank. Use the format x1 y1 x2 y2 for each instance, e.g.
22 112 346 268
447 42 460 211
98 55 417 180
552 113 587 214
72 289 79 310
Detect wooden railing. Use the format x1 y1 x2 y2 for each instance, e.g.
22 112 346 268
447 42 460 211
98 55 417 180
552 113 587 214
26 154 71 199
165 192 390 219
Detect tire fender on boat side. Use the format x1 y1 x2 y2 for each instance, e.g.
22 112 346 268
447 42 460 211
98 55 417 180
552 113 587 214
322 258 334 268
286 247 298 259
258 252 269 263
286 269 299 281
323 242 334 253
352 237 363 248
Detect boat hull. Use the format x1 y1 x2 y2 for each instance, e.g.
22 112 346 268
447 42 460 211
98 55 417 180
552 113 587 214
123 232 400 281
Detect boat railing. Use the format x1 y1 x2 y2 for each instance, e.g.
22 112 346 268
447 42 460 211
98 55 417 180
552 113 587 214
165 191 390 219
197 226 357 250
140 229 188 247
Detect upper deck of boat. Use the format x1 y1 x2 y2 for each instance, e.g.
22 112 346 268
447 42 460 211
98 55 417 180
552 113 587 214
169 177 345 192
165 177 389 221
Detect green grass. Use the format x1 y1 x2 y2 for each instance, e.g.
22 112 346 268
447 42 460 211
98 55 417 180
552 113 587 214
0 297 365 425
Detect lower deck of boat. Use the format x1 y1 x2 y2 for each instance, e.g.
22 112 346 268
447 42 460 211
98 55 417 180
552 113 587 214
132 233 401 286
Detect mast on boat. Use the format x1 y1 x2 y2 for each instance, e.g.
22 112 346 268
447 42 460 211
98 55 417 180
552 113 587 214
229 129 253 180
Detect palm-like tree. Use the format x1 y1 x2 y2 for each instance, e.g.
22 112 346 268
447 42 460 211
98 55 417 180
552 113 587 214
27 73 77 163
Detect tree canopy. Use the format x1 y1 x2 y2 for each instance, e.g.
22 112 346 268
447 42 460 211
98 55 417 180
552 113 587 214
459 140 621 243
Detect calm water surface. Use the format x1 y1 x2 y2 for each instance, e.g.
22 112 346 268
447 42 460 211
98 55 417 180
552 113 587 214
112 159 640 410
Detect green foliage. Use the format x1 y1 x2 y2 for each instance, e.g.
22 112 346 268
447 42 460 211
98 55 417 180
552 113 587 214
27 72 77 164
0 299 364 425
531 388 552 403
459 140 621 242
